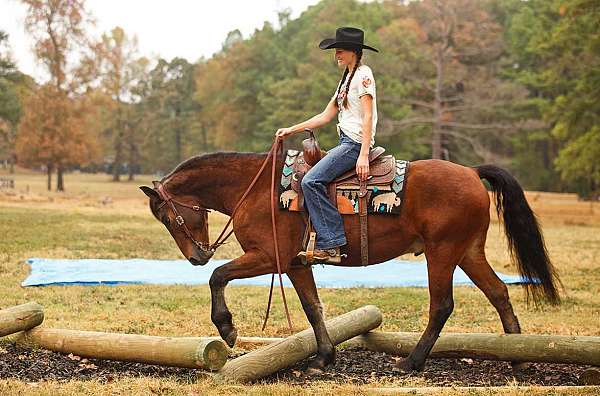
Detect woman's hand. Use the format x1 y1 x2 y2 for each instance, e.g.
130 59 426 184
356 154 370 181
276 127 294 139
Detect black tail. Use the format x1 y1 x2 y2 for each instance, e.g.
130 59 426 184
477 165 562 305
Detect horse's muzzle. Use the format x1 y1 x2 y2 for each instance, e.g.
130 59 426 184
188 249 214 266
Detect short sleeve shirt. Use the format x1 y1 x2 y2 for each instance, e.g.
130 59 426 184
331 65 377 147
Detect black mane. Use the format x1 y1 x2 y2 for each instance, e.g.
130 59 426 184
163 151 267 181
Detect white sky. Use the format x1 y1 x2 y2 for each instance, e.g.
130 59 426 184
1 0 320 82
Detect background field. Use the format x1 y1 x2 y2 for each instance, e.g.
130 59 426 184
0 169 599 395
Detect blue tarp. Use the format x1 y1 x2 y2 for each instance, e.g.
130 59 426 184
22 258 530 288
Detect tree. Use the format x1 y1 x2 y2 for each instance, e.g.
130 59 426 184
16 85 99 190
138 58 199 174
0 31 23 173
373 0 527 162
90 26 148 181
498 0 600 196
20 0 97 190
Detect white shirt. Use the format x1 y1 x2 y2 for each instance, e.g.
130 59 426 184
332 64 377 148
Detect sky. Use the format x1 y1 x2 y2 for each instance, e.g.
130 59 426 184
0 0 320 82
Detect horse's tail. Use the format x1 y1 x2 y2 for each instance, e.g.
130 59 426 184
476 165 562 305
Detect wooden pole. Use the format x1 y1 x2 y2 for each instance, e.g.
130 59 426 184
18 328 229 370
0 302 44 337
346 332 600 366
215 305 382 383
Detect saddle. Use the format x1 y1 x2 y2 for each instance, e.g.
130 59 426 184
280 129 409 265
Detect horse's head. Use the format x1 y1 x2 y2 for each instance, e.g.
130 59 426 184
140 182 213 266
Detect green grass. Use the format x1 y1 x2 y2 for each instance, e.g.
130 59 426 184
1 171 599 394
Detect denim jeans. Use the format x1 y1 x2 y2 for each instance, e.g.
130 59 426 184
301 132 361 249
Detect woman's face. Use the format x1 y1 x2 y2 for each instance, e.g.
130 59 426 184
335 48 356 68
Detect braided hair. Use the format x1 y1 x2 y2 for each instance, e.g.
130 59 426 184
335 49 363 110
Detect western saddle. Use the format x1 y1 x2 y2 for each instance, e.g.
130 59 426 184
289 129 398 265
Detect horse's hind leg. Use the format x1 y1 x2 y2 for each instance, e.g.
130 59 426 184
287 266 335 374
397 242 460 372
459 237 521 335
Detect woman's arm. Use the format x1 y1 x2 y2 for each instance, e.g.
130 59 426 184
276 98 338 138
355 94 373 181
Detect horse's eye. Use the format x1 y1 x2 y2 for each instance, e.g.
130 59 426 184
162 216 171 226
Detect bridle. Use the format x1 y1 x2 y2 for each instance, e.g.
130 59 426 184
155 182 216 255
152 137 294 332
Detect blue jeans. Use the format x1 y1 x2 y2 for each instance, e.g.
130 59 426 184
301 132 361 249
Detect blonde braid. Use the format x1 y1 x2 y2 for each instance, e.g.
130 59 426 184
342 50 363 109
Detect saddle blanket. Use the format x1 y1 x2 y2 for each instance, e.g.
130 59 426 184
22 258 533 288
279 149 409 215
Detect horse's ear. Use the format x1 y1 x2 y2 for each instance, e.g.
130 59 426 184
140 186 159 199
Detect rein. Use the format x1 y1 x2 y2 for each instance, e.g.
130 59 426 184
156 138 293 333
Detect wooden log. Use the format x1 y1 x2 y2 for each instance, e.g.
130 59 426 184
0 302 44 337
346 331 600 366
18 327 229 370
215 305 382 383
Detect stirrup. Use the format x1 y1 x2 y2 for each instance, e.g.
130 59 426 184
297 233 346 265
298 232 317 266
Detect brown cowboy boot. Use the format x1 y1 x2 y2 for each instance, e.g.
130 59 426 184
297 247 344 265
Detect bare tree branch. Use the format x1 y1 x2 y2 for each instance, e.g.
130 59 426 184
380 97 435 110
440 121 514 130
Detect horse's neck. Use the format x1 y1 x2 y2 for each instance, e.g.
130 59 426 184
165 153 268 215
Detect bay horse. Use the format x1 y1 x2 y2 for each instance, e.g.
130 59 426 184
140 149 561 374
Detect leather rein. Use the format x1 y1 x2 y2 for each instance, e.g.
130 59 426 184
154 137 293 332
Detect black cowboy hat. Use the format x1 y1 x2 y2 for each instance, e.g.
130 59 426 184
319 27 379 53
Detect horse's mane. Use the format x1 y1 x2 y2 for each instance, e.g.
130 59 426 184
163 151 267 181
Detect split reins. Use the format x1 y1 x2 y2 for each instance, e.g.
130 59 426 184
155 137 293 333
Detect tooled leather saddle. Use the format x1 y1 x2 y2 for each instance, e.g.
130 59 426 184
279 129 409 265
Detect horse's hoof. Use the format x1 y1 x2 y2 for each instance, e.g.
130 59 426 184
395 357 421 373
305 366 324 377
223 327 238 348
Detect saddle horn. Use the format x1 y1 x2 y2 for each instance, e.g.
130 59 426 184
302 128 322 166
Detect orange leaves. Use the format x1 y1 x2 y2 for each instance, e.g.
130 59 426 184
16 84 99 168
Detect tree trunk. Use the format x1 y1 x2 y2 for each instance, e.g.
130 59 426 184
56 165 64 192
432 46 444 159
112 136 123 182
113 105 124 182
127 140 136 182
46 163 53 191
175 107 182 164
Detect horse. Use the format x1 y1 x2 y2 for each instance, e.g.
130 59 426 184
140 149 561 374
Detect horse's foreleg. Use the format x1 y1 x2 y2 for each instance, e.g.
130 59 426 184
397 244 458 372
209 250 272 347
287 266 335 374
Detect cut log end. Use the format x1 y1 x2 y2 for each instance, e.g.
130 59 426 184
200 339 229 371
0 302 44 338
579 368 600 386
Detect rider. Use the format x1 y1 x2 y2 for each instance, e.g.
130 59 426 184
275 27 378 264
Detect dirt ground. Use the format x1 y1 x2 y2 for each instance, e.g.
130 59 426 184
0 343 590 386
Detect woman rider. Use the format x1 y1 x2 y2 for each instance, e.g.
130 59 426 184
275 27 378 264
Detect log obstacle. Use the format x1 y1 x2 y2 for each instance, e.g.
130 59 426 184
346 331 600 366
0 302 44 337
18 328 229 370
215 305 383 383
208 332 600 367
